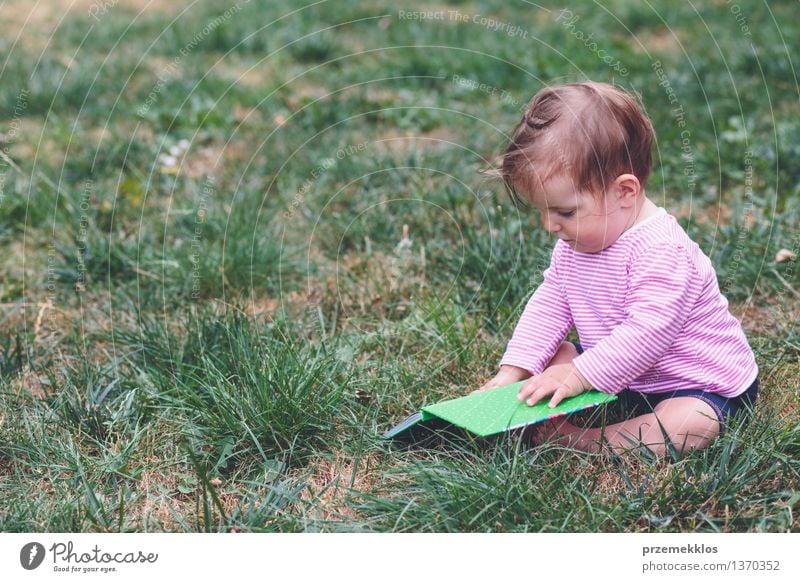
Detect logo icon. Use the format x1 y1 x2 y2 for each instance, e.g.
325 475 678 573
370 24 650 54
20 542 46 570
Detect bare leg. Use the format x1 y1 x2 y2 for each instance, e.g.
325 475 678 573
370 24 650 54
547 340 580 366
523 343 722 457
537 398 720 456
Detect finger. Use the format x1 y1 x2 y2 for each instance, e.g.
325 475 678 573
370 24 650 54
525 384 556 407
527 389 550 406
517 377 540 400
474 382 499 394
548 383 579 408
548 386 568 408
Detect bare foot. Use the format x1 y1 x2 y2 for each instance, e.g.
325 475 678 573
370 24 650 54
522 417 579 446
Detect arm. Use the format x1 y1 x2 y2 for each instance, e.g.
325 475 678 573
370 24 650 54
499 244 573 376
572 243 702 394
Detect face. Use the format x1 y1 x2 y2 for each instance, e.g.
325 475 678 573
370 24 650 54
525 174 631 253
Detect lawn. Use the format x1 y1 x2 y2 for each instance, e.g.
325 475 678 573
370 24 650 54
0 0 797 532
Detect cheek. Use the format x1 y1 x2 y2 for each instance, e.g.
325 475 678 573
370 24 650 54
574 219 608 242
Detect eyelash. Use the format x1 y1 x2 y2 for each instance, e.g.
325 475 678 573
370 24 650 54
556 210 575 218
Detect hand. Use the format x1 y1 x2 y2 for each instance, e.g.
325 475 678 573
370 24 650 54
517 363 591 408
470 365 531 395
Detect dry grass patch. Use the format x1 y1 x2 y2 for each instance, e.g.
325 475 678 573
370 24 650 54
297 452 384 523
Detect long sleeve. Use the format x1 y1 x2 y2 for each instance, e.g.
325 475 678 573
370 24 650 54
572 243 702 394
499 244 574 375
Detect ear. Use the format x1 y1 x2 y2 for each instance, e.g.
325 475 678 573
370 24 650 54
611 174 641 208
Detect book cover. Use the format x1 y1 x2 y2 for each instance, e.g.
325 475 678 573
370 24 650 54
383 381 617 439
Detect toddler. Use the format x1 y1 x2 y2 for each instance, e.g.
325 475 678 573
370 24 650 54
477 81 759 456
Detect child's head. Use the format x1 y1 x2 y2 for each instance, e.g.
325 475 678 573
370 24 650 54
491 81 656 252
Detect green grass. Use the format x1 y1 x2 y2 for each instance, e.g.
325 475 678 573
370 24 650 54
0 0 797 532
352 398 799 532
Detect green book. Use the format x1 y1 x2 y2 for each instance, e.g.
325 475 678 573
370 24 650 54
383 381 617 439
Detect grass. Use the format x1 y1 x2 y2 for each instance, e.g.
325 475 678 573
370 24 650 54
0 0 797 532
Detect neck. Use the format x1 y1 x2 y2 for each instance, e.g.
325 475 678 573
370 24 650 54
616 194 659 239
631 195 659 226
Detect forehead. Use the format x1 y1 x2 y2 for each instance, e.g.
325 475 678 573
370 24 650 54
528 174 582 208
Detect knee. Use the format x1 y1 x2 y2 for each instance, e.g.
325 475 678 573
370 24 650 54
652 398 721 453
547 341 579 367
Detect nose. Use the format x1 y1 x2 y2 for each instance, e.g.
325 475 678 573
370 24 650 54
542 214 561 233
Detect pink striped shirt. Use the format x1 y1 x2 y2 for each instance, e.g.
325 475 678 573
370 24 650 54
500 208 758 397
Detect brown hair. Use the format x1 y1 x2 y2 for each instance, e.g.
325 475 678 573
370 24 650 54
487 81 654 206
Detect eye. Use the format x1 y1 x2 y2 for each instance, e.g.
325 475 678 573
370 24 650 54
556 210 575 218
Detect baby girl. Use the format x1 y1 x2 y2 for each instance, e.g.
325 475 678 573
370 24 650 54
477 81 759 456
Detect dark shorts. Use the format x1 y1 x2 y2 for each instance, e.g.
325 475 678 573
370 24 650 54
571 341 759 433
